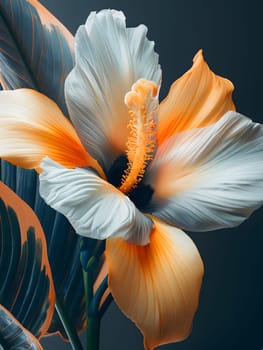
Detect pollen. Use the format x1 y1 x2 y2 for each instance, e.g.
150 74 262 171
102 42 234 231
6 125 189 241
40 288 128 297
119 79 159 194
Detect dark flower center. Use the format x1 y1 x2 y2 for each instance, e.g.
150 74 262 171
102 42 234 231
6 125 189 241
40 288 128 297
107 155 154 212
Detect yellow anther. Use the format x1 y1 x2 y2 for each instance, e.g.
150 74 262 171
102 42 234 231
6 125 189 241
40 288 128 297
119 79 159 194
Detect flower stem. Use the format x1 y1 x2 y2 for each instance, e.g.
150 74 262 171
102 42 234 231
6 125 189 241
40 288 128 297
83 265 100 350
55 298 83 350
81 239 110 350
86 316 100 350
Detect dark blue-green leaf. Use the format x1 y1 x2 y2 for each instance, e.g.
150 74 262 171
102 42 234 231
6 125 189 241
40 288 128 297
0 305 44 350
0 0 74 114
0 181 55 337
0 0 88 337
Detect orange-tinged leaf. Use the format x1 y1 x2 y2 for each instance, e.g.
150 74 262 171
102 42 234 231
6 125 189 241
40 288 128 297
0 0 88 336
0 305 44 350
0 0 74 115
27 0 73 45
0 181 55 337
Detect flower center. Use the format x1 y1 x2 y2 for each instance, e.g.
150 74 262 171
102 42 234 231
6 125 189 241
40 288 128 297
118 79 159 194
107 154 154 211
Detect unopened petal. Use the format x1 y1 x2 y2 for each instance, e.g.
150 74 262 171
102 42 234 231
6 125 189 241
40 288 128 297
39 158 153 244
158 50 235 144
106 217 204 350
65 10 161 171
147 111 263 231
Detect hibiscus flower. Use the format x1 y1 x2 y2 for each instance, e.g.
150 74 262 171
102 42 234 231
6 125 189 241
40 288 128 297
0 9 263 350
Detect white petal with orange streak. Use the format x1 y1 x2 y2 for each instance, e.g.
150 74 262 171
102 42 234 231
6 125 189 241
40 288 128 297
106 217 204 350
158 50 235 144
147 111 263 231
65 10 161 171
0 89 97 171
39 158 153 245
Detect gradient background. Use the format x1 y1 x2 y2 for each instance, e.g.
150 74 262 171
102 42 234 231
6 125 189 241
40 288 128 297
39 0 263 349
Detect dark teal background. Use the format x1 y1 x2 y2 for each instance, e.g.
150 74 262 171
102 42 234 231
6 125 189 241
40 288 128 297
39 1 263 349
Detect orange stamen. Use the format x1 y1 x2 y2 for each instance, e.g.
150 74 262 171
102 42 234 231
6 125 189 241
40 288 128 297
119 79 159 194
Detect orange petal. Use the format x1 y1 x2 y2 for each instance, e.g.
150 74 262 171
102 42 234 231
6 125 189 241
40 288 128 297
0 89 101 173
158 50 235 144
106 217 204 350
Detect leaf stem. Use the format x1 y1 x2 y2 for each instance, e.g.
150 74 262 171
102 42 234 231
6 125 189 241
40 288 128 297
81 240 111 350
55 298 83 350
98 293 113 319
89 276 108 316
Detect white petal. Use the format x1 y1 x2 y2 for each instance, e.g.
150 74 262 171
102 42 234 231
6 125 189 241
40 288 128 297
65 10 161 171
146 112 263 231
39 158 153 244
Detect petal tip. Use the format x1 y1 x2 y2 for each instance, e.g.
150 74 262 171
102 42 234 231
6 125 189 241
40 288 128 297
193 49 204 64
192 49 234 93
85 9 126 26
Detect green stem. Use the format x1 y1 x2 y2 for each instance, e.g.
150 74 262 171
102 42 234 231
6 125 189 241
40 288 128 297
82 269 91 320
83 266 100 350
86 316 100 350
55 298 83 350
81 242 109 350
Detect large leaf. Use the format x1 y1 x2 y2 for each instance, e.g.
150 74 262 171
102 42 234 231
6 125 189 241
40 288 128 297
0 0 88 336
0 305 44 350
0 0 74 112
0 181 55 337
